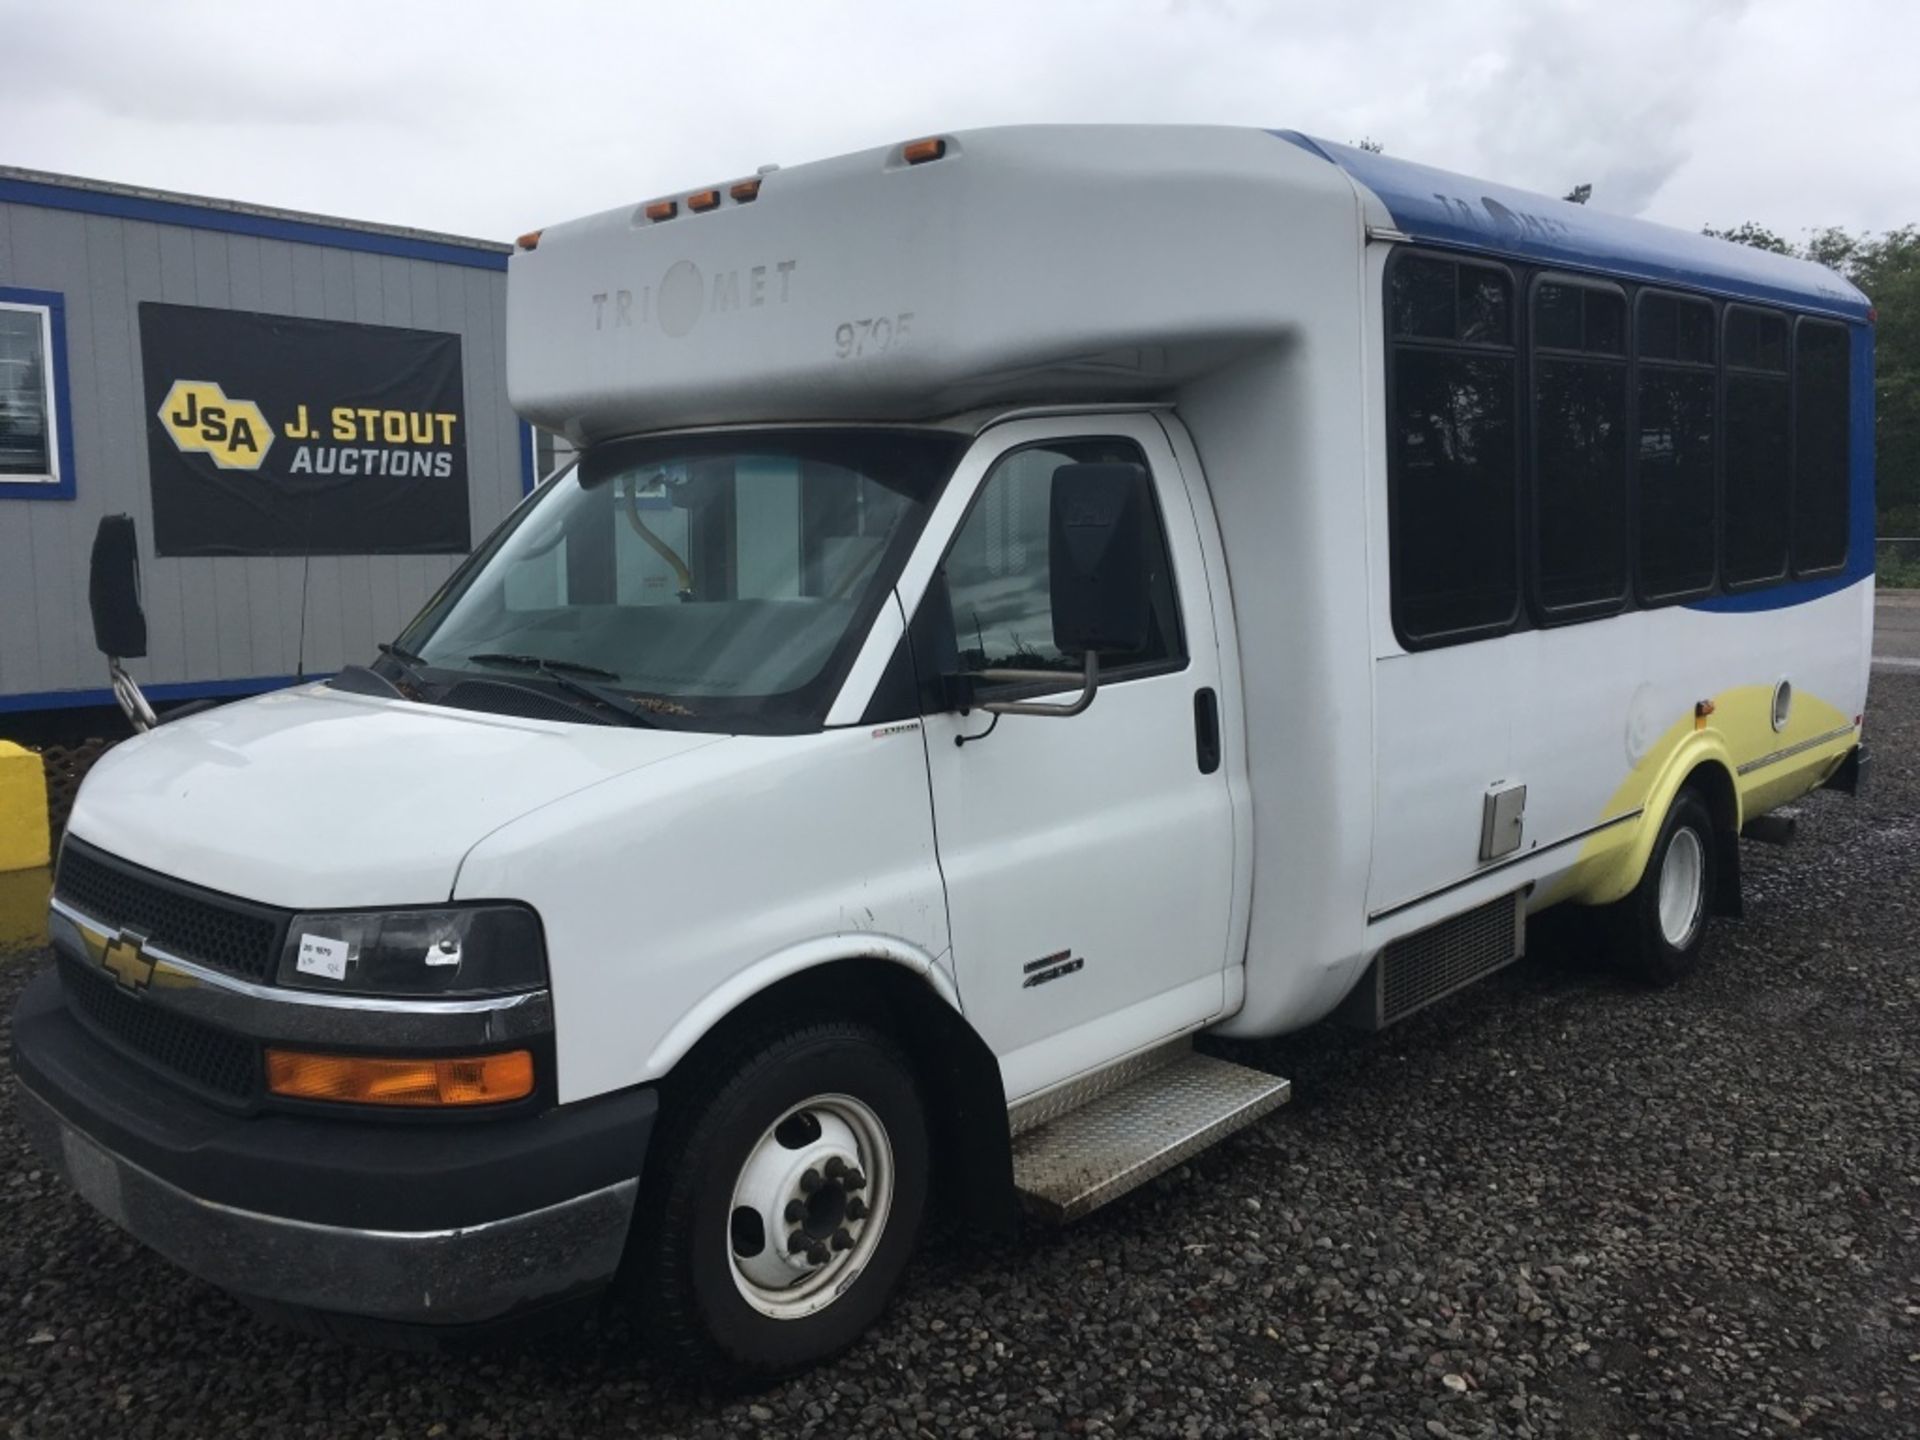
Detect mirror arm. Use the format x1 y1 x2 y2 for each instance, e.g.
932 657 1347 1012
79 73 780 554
109 657 156 733
976 652 1100 718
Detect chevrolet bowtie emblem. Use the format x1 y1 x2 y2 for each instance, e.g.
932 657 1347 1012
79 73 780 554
99 928 157 990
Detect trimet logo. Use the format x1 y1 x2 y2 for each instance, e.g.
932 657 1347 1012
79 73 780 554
158 380 275 470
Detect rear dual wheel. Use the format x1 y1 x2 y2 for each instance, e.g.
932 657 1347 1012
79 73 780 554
632 1020 929 1383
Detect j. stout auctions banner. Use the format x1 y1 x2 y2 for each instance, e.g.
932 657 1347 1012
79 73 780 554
138 302 473 556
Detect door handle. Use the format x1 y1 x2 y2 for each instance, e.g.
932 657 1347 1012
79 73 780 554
1193 687 1221 774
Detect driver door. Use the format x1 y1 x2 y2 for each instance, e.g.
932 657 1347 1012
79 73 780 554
904 415 1237 1101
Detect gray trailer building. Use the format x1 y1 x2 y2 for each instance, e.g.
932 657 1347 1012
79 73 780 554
0 167 534 720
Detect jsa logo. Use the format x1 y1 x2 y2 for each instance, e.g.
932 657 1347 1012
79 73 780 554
158 380 275 470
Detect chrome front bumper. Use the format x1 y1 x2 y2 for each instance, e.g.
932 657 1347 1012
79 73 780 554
17 1077 637 1326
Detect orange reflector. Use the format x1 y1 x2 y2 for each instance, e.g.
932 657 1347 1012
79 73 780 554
515 230 542 251
729 178 762 203
1694 698 1716 731
644 199 678 222
687 189 721 213
266 1048 534 1107
903 137 946 164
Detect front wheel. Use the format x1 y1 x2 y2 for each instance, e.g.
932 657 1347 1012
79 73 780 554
1610 788 1718 985
632 1020 929 1383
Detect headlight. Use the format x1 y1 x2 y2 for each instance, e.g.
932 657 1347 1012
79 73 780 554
275 905 546 998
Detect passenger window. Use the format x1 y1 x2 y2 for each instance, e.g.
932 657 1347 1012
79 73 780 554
1388 252 1520 645
1723 305 1792 587
1532 280 1628 616
940 439 1184 679
1793 319 1851 574
1636 291 1718 602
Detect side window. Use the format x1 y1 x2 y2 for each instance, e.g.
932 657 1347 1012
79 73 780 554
1387 252 1520 645
1792 319 1851 574
0 291 73 500
1531 278 1628 617
1635 291 1719 602
941 438 1184 679
1722 304 1792 587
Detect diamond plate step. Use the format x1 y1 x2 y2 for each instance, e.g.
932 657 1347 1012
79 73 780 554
1010 1052 1291 1223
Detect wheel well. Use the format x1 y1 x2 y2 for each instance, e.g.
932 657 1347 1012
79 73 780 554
1679 760 1743 919
657 959 1017 1239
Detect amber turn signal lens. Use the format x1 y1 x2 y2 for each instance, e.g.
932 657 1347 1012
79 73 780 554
644 199 678 222
687 189 721 213
515 230 542 251
266 1048 535 1107
902 137 947 164
729 178 762 203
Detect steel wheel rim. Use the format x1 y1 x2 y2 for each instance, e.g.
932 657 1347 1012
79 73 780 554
1658 826 1706 949
726 1093 894 1320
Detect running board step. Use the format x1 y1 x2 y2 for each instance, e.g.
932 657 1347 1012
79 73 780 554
1010 1052 1290 1223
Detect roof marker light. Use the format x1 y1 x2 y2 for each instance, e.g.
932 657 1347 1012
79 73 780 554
730 178 762 203
687 189 721 213
644 199 678 222
903 137 947 165
515 230 542 251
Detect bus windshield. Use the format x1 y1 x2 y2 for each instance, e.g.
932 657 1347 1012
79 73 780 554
396 428 967 733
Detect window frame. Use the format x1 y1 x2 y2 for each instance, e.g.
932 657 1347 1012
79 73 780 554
1788 314 1852 579
1631 286 1722 608
920 434 1191 705
1526 271 1631 626
0 287 76 502
1383 247 1525 651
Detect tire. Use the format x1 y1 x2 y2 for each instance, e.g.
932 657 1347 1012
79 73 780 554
1611 788 1718 985
632 1018 930 1384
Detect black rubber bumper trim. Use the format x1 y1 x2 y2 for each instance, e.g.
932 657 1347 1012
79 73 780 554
9 968 655 1232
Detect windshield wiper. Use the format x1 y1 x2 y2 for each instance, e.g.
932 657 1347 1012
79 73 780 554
466 652 660 729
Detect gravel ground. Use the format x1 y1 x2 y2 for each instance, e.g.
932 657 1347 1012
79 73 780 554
3 676 1917 1439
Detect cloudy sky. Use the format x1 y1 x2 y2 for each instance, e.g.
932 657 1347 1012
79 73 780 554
3 0 1914 245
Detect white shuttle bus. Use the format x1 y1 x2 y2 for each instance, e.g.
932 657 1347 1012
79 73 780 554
15 127 1874 1378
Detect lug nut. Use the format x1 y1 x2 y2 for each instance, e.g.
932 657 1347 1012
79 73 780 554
806 1241 830 1265
844 1169 867 1192
799 1168 822 1194
784 1199 806 1223
788 1229 808 1254
824 1157 847 1179
846 1197 868 1221
831 1227 853 1251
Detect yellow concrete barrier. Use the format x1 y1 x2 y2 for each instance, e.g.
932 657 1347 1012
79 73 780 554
0 865 50 955
0 741 52 873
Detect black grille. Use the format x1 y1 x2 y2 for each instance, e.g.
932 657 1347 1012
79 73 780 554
1381 892 1523 1024
55 842 285 982
59 957 259 1103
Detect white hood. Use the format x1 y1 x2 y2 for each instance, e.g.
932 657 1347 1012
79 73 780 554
66 683 725 909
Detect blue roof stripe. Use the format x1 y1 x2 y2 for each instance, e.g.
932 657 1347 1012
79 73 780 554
0 175 507 273
1272 132 1869 321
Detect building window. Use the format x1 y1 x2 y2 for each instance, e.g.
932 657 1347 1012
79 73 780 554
1722 304 1792 588
1387 252 1520 646
1792 319 1851 575
0 288 75 501
1531 277 1628 618
1635 291 1719 603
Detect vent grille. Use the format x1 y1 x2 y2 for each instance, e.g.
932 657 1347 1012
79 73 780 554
59 956 259 1104
55 843 285 982
1380 891 1525 1025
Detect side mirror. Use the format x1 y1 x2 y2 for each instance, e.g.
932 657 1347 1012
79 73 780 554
89 515 156 732
90 514 148 659
966 462 1155 721
1047 462 1152 657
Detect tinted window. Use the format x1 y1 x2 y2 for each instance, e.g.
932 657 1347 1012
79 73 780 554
0 304 54 481
1637 367 1718 600
1392 348 1519 639
1724 371 1792 585
1390 254 1512 346
1726 306 1789 373
942 438 1183 677
1638 292 1716 366
1793 320 1850 573
1532 282 1628 615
